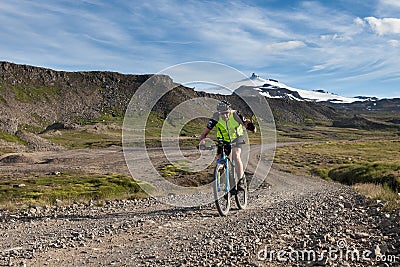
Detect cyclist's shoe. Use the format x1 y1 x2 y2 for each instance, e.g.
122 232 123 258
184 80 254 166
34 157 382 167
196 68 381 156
230 188 238 195
237 175 246 191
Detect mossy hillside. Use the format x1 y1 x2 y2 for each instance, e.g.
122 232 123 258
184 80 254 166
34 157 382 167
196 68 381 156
73 110 124 126
12 85 58 103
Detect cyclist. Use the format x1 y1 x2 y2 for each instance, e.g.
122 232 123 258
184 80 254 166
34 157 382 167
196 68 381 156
199 100 256 192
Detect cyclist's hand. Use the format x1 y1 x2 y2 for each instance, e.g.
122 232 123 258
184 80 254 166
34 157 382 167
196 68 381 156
245 120 256 133
199 139 206 150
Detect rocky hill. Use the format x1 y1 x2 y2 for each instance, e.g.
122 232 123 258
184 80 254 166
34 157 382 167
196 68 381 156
0 61 154 134
0 62 341 136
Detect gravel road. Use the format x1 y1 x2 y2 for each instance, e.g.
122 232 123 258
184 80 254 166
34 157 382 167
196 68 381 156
0 146 399 266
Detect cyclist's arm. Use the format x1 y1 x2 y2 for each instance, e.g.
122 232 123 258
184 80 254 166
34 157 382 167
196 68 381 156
199 128 210 145
200 113 218 142
234 111 256 133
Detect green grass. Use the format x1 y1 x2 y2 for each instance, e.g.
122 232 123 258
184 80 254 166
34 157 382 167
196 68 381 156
0 95 6 104
353 183 400 212
161 161 193 177
275 140 400 172
0 172 152 209
275 139 400 210
18 124 45 133
0 131 26 145
12 85 58 103
0 131 28 155
329 163 400 190
31 113 46 126
159 160 213 187
276 125 398 142
73 112 124 126
144 111 165 137
44 129 122 149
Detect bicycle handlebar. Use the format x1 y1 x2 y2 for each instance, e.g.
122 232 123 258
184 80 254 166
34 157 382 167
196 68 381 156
199 144 215 150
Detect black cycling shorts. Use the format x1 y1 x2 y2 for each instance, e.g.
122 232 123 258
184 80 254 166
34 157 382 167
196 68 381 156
217 136 245 156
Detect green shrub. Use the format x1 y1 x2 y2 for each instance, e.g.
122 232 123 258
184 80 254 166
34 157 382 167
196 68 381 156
311 168 330 179
328 163 400 191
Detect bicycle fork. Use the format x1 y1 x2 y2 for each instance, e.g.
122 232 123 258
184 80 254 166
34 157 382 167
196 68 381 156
216 159 230 193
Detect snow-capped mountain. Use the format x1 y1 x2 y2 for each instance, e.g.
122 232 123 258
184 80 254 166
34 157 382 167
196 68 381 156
232 73 373 104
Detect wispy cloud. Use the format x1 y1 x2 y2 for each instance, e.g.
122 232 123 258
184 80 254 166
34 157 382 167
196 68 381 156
0 0 399 97
364 17 400 35
388 39 400 46
377 0 400 16
264 41 307 52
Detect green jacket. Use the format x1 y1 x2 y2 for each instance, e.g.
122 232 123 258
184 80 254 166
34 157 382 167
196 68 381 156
216 110 244 142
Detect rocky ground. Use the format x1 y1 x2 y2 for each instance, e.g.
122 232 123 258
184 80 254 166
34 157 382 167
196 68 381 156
0 147 399 266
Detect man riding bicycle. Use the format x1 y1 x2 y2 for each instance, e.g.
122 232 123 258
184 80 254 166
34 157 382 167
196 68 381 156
199 100 256 192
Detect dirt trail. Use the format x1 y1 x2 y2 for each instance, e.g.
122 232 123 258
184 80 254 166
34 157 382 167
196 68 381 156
0 146 399 266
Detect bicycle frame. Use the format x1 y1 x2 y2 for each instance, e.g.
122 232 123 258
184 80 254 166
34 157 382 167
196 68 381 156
215 142 235 193
216 155 230 193
210 141 248 216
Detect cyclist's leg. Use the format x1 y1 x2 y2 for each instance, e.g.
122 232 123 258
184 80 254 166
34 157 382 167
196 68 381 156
232 136 245 179
216 142 225 175
232 146 243 179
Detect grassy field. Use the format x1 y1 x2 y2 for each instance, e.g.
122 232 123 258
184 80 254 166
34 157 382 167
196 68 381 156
0 172 151 210
276 124 399 142
1 112 399 211
274 138 400 211
43 128 122 149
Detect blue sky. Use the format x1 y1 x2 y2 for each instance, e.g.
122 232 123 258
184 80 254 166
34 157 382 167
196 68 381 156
0 0 399 98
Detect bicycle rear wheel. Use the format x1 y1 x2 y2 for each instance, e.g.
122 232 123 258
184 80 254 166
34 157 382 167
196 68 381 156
213 163 230 216
235 175 248 209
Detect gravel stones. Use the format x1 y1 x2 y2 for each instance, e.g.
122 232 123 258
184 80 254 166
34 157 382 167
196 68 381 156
0 170 399 266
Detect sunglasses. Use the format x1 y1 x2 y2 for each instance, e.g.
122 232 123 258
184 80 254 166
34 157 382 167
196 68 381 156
219 111 230 115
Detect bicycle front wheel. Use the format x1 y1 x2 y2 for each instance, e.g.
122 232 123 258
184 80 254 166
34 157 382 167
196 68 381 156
213 163 230 216
235 174 248 209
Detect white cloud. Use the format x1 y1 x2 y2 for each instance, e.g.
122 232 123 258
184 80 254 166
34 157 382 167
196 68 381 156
364 17 400 35
380 0 400 9
354 17 366 26
376 0 400 17
320 34 352 42
1 0 400 97
388 39 400 47
264 41 306 52
309 65 326 72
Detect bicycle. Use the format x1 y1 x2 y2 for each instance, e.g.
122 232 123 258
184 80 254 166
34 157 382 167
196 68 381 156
201 141 248 216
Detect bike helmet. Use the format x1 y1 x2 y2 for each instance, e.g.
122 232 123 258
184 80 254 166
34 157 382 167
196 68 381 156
217 100 231 112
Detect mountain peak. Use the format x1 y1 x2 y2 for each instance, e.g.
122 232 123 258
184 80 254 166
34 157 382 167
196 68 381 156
232 74 374 104
250 73 260 80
